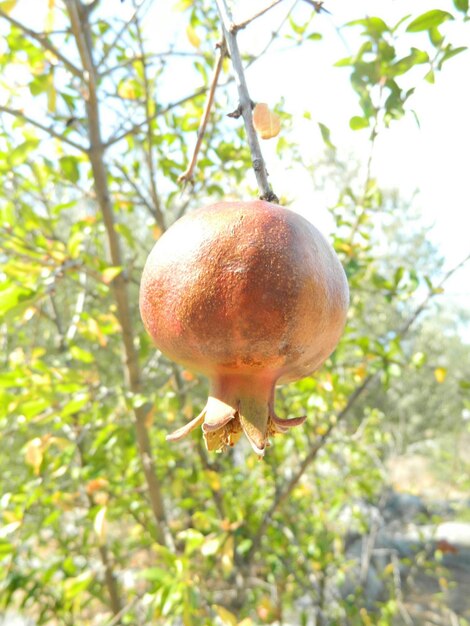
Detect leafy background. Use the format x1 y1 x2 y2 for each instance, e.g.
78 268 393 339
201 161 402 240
0 1 469 625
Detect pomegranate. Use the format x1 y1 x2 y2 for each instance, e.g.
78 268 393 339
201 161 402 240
139 200 348 455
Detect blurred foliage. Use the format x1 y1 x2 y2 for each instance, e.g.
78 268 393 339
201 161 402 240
0 1 469 625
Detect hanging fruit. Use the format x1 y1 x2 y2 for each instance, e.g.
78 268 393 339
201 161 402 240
140 200 348 455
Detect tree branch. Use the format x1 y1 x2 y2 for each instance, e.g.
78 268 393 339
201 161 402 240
103 87 207 149
0 9 82 78
114 162 157 220
134 17 166 231
178 40 226 186
233 0 284 31
64 0 171 548
0 105 88 153
97 0 150 69
215 0 278 202
99 51 204 78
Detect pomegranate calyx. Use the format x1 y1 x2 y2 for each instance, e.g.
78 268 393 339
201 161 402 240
201 397 237 433
166 409 205 442
269 413 307 434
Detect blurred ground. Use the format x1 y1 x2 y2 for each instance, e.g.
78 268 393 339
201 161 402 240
388 454 470 626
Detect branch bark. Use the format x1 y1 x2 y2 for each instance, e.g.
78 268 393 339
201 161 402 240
0 105 88 153
215 0 278 202
64 0 170 547
178 40 226 186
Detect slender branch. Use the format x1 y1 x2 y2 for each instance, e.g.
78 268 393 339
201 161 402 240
135 17 166 231
246 251 470 562
99 51 204 78
233 0 284 31
64 0 171 548
98 545 123 618
97 0 150 69
0 105 88 153
103 596 141 626
114 162 157 219
0 9 82 78
215 0 277 202
104 87 207 149
178 40 226 185
245 0 299 70
398 251 470 337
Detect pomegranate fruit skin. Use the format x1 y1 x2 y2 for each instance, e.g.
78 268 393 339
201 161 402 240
139 200 349 455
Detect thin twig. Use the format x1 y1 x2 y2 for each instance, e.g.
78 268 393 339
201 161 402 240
0 105 87 153
178 40 227 185
114 162 157 219
99 51 204 78
215 0 277 202
398 251 470 337
0 8 82 78
104 87 207 148
103 596 141 626
245 0 299 70
134 17 166 231
233 0 284 31
97 0 151 69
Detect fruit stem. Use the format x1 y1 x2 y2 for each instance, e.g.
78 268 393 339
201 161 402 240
215 0 278 203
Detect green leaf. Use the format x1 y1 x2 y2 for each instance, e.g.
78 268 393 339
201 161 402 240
0 283 35 317
438 46 468 68
101 266 122 284
346 17 389 38
0 539 14 557
139 567 170 583
64 573 92 601
429 26 445 47
289 15 307 36
349 116 369 130
394 266 404 286
406 10 454 32
61 393 89 417
453 0 469 12
70 346 94 364
20 398 49 419
59 156 80 183
10 140 40 166
318 122 336 150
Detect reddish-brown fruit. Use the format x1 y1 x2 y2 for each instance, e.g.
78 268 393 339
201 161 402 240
139 200 349 455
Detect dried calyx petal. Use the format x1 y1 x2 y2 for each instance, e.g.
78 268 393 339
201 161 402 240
166 391 306 455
